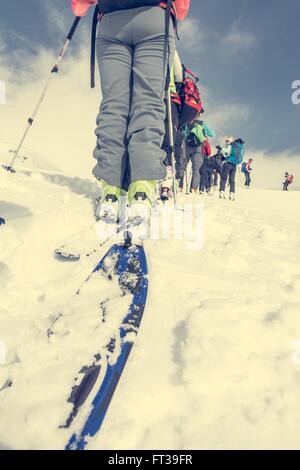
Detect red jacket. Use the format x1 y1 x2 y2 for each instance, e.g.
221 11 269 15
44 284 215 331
202 140 212 157
71 0 190 19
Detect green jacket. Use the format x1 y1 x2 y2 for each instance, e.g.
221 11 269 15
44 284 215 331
191 122 216 144
191 124 206 144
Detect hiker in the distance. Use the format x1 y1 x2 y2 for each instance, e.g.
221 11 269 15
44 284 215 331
212 144 225 189
71 0 190 232
283 172 295 191
199 144 215 195
219 136 245 201
242 158 253 188
186 120 216 193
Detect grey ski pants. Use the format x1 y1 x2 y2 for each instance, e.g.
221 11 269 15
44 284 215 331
186 145 204 190
92 6 175 189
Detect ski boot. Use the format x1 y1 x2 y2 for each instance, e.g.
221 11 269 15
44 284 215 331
127 180 156 245
219 191 226 199
160 166 173 202
96 182 125 223
160 187 171 203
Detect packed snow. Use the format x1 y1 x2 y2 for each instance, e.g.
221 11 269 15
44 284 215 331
1 163 300 450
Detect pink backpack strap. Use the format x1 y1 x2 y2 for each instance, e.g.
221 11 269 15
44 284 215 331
71 0 97 17
174 0 190 20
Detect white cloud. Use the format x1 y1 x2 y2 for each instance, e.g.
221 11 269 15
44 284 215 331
221 21 256 57
208 102 251 137
0 30 100 177
177 18 205 50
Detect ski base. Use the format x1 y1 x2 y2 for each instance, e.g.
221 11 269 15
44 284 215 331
63 242 148 450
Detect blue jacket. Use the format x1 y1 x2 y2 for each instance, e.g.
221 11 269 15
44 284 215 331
203 123 216 139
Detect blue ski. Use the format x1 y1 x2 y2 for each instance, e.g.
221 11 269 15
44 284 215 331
63 243 148 450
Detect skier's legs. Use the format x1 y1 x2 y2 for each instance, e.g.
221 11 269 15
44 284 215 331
206 170 213 191
191 150 203 190
93 26 133 187
179 140 187 189
199 165 206 192
213 170 218 187
182 145 193 190
220 162 230 192
128 7 175 183
162 101 179 167
229 164 237 193
175 128 184 179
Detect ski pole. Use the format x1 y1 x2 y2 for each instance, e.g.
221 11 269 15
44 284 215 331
185 168 189 194
3 16 81 173
166 88 178 209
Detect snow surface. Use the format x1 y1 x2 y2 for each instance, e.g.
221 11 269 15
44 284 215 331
0 142 64 175
1 167 300 450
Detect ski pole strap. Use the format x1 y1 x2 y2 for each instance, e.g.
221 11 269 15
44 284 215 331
67 16 81 41
90 5 100 89
51 17 81 74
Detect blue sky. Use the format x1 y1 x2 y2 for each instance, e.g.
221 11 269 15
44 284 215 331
1 0 300 156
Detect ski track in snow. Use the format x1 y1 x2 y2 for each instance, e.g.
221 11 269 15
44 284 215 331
1 167 300 450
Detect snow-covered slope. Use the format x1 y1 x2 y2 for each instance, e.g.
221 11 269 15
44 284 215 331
1 168 300 450
0 142 64 175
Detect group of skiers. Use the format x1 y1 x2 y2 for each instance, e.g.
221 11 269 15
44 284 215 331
70 0 295 245
161 113 248 201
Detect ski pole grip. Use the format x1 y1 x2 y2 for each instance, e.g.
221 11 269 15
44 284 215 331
67 16 81 41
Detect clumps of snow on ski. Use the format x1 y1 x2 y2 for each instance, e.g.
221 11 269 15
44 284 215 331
1 167 300 450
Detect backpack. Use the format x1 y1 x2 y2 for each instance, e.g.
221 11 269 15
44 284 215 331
97 0 166 14
186 122 204 147
187 132 201 147
177 66 204 128
227 138 245 165
241 162 247 173
96 0 190 15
